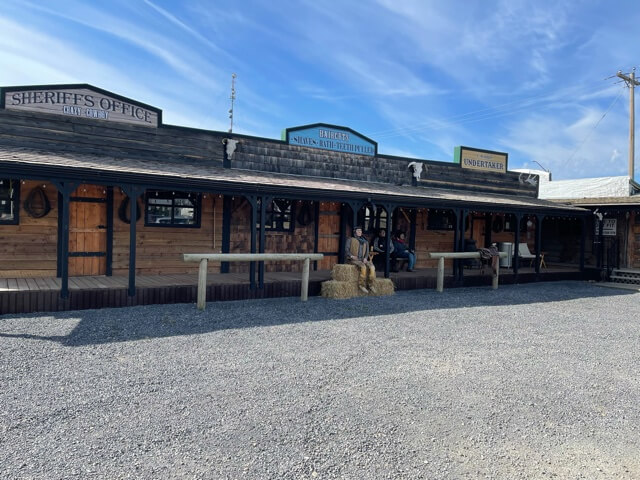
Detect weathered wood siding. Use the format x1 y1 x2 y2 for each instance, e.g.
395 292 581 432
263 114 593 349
112 190 223 275
317 202 341 271
0 180 58 278
0 109 225 165
233 139 411 185
228 197 317 273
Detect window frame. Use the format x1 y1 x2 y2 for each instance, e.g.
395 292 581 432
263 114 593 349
260 198 296 233
0 178 20 225
144 190 201 228
426 209 456 231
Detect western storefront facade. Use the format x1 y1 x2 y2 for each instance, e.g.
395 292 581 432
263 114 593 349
0 84 592 314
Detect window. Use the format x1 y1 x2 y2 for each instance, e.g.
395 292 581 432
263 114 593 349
427 210 455 230
357 205 387 234
260 198 295 232
0 178 19 225
145 190 201 228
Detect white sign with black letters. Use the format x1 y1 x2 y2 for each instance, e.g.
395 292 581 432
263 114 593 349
595 218 617 236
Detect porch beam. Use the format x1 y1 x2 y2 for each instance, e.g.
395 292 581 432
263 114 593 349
381 204 396 278
122 185 143 297
248 195 258 290
52 181 77 299
258 195 272 288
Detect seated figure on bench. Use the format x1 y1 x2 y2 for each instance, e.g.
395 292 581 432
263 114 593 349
372 228 396 272
393 231 416 272
346 226 376 294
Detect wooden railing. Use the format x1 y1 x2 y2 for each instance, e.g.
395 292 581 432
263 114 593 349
183 253 324 310
428 252 508 292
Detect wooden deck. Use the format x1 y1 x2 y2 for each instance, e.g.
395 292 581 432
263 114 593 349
0 265 588 315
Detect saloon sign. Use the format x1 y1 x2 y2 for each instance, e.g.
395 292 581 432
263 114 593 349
2 85 160 127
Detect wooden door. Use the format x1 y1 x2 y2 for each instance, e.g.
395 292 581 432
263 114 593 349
69 184 108 276
471 216 486 248
317 202 341 270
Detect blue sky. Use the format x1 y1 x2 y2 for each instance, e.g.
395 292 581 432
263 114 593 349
1 0 639 180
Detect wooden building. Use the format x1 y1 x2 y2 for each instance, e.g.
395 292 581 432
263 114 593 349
0 84 592 313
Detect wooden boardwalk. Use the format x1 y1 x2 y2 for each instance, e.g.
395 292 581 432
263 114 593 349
0 266 586 315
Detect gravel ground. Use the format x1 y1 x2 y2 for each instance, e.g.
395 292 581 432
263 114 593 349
1 281 639 480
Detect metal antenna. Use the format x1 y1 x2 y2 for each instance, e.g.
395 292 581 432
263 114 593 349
228 73 237 133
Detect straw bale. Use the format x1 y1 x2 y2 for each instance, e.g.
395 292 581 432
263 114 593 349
321 280 359 299
332 264 359 282
369 278 395 296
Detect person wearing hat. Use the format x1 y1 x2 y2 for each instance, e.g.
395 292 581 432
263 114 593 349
345 225 376 293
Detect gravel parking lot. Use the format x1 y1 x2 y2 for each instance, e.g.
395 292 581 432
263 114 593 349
1 281 639 479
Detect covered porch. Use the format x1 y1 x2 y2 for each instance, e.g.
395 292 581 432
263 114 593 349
1 264 589 315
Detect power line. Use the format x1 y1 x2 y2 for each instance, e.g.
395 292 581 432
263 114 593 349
367 80 621 141
565 85 625 166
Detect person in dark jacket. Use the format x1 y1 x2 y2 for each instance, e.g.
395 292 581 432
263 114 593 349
392 231 416 271
372 228 396 271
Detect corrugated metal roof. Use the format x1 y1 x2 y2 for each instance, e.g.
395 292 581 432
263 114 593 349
539 176 637 199
0 146 586 213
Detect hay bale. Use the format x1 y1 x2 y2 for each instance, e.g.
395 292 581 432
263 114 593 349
321 280 359 299
369 278 395 296
332 264 359 282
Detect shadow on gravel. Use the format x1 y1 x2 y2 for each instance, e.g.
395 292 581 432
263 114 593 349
0 282 635 346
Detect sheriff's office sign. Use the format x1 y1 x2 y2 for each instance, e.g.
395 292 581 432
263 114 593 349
2 85 159 127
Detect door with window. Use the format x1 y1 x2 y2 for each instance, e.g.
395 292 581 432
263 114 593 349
69 184 108 276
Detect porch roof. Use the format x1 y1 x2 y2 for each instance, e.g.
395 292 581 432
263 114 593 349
0 146 586 214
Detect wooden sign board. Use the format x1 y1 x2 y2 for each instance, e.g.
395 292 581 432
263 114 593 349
454 146 508 173
2 85 160 128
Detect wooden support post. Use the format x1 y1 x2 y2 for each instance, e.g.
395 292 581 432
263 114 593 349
580 216 586 272
106 186 114 276
197 258 208 310
382 204 395 278
535 215 543 275
258 195 270 289
249 196 257 290
221 195 232 273
53 181 76 299
492 261 500 290
513 213 522 278
301 258 310 301
122 185 142 297
313 201 320 271
437 256 445 292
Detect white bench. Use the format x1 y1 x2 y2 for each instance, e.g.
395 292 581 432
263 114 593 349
183 253 324 310
428 251 508 292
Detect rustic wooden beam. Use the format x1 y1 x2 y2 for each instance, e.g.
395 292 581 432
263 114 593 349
183 253 324 310
429 252 507 292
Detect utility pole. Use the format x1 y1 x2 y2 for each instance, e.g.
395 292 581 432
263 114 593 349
228 73 237 133
616 68 640 181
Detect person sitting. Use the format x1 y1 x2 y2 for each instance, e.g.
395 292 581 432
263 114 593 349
371 228 396 271
392 231 416 272
345 226 376 294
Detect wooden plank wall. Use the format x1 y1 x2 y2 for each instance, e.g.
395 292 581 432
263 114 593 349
0 180 58 278
229 197 317 273
112 190 223 275
317 202 341 271
0 110 225 165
